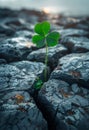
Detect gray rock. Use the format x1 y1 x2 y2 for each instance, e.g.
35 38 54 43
10 60 50 80
0 37 36 62
0 64 35 91
40 79 89 130
0 63 48 130
0 43 21 62
69 125 77 130
71 84 80 93
0 61 48 92
50 52 89 87
15 30 33 38
77 118 89 130
81 87 88 95
40 79 70 110
0 24 14 36
58 29 89 38
0 59 7 64
0 91 47 130
61 36 89 53
65 116 76 125
72 95 89 107
4 18 25 26
27 44 68 68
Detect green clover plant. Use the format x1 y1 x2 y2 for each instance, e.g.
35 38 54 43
32 21 60 89
34 77 43 90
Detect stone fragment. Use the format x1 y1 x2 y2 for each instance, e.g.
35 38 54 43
27 44 68 68
51 52 89 87
40 79 89 130
61 36 89 53
0 63 48 130
0 37 36 62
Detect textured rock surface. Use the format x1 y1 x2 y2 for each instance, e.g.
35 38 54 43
0 24 15 36
0 64 33 91
0 61 49 91
61 36 89 53
51 52 89 87
27 44 68 68
0 90 47 130
0 63 48 130
58 29 89 38
0 59 7 64
0 8 89 130
40 79 89 130
0 37 36 62
15 30 33 38
10 60 50 80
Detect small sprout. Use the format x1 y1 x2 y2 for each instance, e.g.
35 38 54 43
34 78 43 90
32 21 60 89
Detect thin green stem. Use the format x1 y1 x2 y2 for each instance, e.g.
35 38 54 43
44 40 48 81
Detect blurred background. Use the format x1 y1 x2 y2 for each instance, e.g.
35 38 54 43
0 0 89 16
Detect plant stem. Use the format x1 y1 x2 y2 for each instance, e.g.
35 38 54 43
44 41 48 81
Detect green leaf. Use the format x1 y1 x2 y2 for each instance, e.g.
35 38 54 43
32 35 45 47
46 32 60 47
34 79 43 89
34 21 50 36
41 21 50 35
34 23 43 35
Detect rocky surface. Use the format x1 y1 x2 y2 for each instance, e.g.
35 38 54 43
0 62 48 130
0 90 47 130
10 60 50 80
40 79 89 130
58 29 89 38
0 37 36 62
1 94 48 130
50 52 89 87
27 44 68 68
61 36 89 53
0 8 89 130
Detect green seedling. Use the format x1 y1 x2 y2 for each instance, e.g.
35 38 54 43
32 21 60 89
34 77 43 90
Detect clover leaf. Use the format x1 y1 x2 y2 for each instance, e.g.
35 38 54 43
32 35 45 47
32 21 60 47
46 32 60 46
34 78 43 90
34 21 50 36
